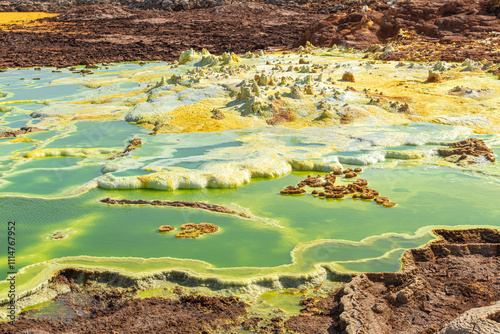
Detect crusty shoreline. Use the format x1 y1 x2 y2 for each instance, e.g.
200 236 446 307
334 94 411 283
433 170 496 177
1 228 498 333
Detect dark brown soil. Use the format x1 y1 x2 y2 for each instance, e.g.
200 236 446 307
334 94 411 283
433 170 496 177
0 288 248 333
1 228 498 333
0 3 325 68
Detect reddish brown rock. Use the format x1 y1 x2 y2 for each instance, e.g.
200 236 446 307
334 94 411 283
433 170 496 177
100 197 251 218
267 108 295 125
334 228 500 333
281 185 307 194
340 114 354 124
0 126 47 138
353 178 368 186
344 171 358 178
129 138 142 146
158 225 175 232
382 201 396 207
176 222 219 238
295 0 500 62
426 70 442 83
360 191 375 199
438 138 496 163
180 223 197 230
211 108 225 120
107 138 142 160
297 175 325 188
197 222 219 233
341 71 355 82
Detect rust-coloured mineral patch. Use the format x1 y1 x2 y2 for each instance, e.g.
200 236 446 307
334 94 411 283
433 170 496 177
438 138 496 163
158 225 175 233
283 170 396 207
107 138 142 160
175 222 219 238
100 197 250 218
0 127 48 138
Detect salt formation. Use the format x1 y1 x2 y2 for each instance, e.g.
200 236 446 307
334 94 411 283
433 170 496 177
426 70 441 83
25 148 118 158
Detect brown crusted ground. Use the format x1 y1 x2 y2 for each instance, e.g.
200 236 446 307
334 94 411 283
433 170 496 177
296 0 500 62
0 286 248 333
1 228 498 333
0 3 325 68
284 228 500 334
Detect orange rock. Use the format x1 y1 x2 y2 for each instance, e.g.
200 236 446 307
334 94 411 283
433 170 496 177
426 70 441 83
375 196 388 204
181 223 196 230
159 225 175 232
281 185 306 194
342 71 355 82
345 171 358 178
361 191 375 199
197 222 219 233
353 179 368 186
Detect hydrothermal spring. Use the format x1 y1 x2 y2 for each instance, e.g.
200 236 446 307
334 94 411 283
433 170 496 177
0 47 499 316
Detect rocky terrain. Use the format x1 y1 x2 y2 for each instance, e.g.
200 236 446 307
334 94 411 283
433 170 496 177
0 3 324 68
1 228 498 333
286 228 500 333
2 0 500 68
0 0 345 13
295 0 500 62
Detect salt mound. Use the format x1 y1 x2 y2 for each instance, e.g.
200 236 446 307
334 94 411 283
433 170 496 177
25 148 118 159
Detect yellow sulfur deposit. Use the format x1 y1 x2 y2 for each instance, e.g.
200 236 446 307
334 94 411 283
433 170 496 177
0 12 58 26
